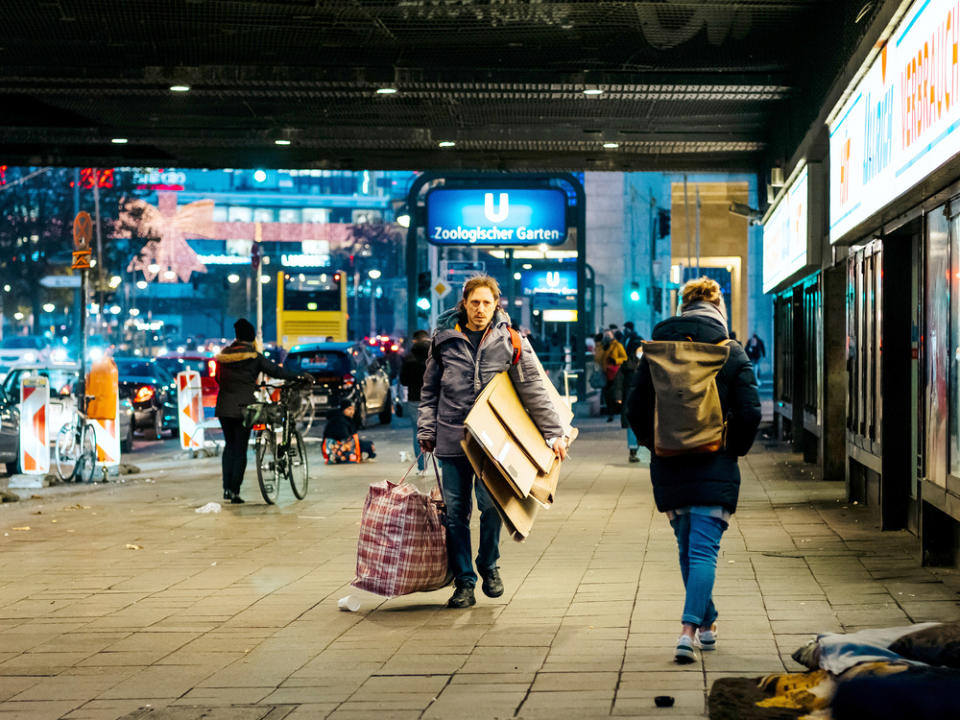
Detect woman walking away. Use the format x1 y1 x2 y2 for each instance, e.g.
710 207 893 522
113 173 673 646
214 319 308 503
627 277 761 664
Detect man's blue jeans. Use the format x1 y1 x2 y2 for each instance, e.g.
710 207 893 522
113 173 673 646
669 511 728 627
439 456 501 588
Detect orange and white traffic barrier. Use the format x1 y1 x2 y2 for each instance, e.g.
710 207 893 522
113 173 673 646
177 370 204 450
90 396 120 467
19 375 50 475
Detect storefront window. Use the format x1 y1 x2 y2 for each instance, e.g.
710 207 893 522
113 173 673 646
279 208 301 223
228 206 253 223
253 208 275 222
950 208 960 477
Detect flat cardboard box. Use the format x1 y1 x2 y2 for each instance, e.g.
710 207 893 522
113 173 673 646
461 365 577 537
462 434 539 541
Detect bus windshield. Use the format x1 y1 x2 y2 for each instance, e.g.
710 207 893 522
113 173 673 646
283 275 341 311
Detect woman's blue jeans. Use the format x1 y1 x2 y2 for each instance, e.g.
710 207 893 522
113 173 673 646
439 456 501 588
669 512 728 627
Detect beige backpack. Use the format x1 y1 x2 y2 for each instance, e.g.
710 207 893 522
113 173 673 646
641 339 733 457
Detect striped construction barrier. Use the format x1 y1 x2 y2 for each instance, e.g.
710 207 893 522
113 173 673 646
177 370 204 450
19 375 50 475
90 396 120 467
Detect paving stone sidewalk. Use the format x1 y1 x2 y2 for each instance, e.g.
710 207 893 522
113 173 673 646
1 419 959 720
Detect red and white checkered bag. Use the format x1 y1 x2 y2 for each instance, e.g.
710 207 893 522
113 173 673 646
352 458 452 597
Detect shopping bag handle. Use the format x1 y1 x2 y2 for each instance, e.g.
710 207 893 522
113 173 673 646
394 452 443 494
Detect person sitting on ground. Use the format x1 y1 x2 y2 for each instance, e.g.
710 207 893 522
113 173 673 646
323 400 376 461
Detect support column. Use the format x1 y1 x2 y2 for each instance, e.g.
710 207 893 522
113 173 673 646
821 264 846 481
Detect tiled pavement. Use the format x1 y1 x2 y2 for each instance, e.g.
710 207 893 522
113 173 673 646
1 419 959 720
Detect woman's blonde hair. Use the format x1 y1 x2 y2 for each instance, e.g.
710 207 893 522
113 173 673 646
680 276 722 308
459 274 501 304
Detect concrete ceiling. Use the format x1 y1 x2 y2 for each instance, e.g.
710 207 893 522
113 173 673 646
0 1 883 171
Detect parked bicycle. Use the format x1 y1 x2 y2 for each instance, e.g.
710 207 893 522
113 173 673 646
55 398 97 483
248 380 312 504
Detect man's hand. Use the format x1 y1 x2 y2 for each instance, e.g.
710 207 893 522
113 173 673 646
419 438 435 454
552 437 568 461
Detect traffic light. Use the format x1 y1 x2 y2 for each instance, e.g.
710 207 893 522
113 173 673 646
629 282 641 302
417 271 431 314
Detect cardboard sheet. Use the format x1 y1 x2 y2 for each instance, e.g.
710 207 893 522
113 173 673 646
462 434 539 541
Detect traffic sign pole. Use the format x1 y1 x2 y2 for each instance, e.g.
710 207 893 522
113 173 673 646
73 211 93 412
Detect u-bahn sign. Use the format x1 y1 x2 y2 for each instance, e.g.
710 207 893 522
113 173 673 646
426 188 567 246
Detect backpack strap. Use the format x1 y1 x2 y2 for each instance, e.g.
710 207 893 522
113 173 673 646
508 327 522 365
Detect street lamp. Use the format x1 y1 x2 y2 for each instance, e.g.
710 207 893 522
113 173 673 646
3 284 10 292
42 303 56 313
368 269 382 280
227 273 240 284
13 312 23 321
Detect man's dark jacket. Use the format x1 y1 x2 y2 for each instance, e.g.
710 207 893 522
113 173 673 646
214 341 301 418
626 314 761 514
399 342 429 402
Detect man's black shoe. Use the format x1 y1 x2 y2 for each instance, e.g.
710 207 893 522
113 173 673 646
230 494 245 504
480 567 504 598
223 490 232 501
447 585 476 608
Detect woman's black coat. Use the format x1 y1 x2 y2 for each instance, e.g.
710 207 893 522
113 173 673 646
626 314 761 514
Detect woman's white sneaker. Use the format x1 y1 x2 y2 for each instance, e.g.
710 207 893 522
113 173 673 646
695 624 717 651
674 635 697 664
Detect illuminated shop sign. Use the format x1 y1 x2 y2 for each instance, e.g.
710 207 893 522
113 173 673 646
196 254 250 265
426 188 567 246
281 254 331 267
521 270 577 296
829 0 960 243
763 164 811 293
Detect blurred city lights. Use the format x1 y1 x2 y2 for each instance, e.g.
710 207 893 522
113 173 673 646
42 303 55 312
227 273 240 284
368 269 382 279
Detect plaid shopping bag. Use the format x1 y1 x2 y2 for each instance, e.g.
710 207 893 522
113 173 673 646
351 458 452 597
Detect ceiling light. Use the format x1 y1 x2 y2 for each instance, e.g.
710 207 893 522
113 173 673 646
603 142 619 149
111 137 128 144
438 141 456 148
254 169 267 182
583 88 604 96
376 87 398 95
169 84 191 92
274 139 291 146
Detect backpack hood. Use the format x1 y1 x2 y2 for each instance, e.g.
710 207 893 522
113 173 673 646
652 314 728 344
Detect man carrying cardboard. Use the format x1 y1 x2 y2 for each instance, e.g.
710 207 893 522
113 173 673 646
419 275 568 608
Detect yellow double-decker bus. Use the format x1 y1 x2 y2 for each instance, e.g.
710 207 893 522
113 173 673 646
276 271 348 348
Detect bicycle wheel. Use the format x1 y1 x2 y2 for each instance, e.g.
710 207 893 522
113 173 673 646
55 421 80 481
288 429 309 500
295 395 315 436
256 429 281 504
74 424 97 484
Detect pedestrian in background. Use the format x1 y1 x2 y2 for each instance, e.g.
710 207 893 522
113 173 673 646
620 324 644 462
746 333 766 380
627 277 761 664
214 319 307 504
595 330 627 422
418 275 567 609
399 329 430 472
323 399 376 460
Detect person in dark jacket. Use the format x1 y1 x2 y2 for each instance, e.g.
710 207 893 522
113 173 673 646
419 275 568 609
627 277 761 664
620 326 644 462
322 400 375 460
399 329 430 471
214 319 306 503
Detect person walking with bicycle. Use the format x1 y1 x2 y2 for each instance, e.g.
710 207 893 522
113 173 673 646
418 275 568 609
215 318 307 504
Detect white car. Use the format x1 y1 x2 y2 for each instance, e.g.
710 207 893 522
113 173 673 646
0 336 50 367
